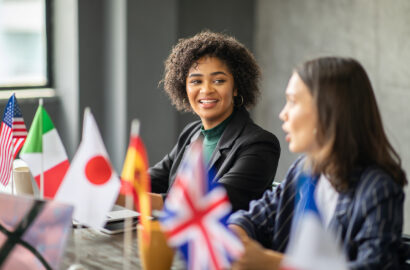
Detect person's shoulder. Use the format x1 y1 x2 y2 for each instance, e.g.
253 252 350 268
283 156 306 182
354 165 403 199
181 119 201 133
176 119 202 142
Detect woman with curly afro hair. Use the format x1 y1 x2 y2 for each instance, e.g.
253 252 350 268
148 31 281 212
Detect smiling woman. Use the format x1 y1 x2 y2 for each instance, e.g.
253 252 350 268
186 56 236 130
147 31 281 212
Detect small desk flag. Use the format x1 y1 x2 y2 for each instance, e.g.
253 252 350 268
0 93 27 186
20 103 69 198
120 120 151 243
160 140 243 270
280 174 348 270
55 109 120 229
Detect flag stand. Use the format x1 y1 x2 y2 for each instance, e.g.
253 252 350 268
123 194 133 270
123 119 140 270
67 223 87 270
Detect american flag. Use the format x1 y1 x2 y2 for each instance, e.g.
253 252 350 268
0 94 27 186
160 140 243 270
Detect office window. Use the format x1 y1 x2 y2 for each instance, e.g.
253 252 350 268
0 0 51 89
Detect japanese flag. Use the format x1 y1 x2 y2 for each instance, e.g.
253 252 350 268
55 109 120 229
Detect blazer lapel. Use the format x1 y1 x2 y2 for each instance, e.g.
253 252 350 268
207 108 250 181
329 169 362 245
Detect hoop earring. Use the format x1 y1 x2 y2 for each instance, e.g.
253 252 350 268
235 95 244 107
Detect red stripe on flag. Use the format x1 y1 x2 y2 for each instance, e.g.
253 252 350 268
12 138 26 158
13 135 27 138
34 160 70 198
0 125 13 186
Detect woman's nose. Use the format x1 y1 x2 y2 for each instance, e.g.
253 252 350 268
279 107 287 121
201 81 213 93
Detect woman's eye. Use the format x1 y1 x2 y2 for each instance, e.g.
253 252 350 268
214 79 226 84
190 80 201 84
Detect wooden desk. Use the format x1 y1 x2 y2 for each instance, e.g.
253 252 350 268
61 227 186 269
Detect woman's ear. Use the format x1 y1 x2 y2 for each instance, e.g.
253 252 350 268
234 89 238 96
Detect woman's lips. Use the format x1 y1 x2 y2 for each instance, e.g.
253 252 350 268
199 99 217 108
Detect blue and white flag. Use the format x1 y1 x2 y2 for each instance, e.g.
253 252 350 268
280 174 348 270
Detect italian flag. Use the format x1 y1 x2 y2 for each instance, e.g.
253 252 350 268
20 104 69 198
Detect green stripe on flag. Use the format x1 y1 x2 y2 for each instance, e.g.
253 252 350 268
41 106 55 134
21 105 55 154
21 106 43 153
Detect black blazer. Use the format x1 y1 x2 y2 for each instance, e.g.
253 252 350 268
149 108 281 211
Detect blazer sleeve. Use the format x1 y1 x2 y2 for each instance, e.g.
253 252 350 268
228 157 302 250
348 172 406 270
149 120 201 197
219 132 280 211
148 143 177 194
228 186 283 248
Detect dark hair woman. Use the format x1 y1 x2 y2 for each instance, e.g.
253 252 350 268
228 57 408 269
148 31 281 212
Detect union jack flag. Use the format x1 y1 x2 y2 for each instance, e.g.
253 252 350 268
160 140 243 270
0 94 27 186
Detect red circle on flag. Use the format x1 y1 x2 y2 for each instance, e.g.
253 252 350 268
85 155 112 185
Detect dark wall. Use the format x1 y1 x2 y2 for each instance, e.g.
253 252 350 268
78 0 106 137
126 0 179 165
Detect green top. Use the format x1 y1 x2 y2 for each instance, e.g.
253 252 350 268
201 111 235 165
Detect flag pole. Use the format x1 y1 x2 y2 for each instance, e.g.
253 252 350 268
39 98 44 200
123 119 140 270
11 145 15 195
68 108 89 270
11 93 15 195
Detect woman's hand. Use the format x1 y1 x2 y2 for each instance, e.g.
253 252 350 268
229 225 284 270
116 192 164 211
149 192 164 210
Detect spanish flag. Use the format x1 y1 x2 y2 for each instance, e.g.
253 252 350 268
121 120 151 242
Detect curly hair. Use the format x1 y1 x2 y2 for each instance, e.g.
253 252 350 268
162 31 261 111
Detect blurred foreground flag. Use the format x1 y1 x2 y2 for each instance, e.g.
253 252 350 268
0 193 73 270
20 103 69 198
0 93 27 186
160 140 243 270
120 120 151 242
280 175 348 270
55 109 120 229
